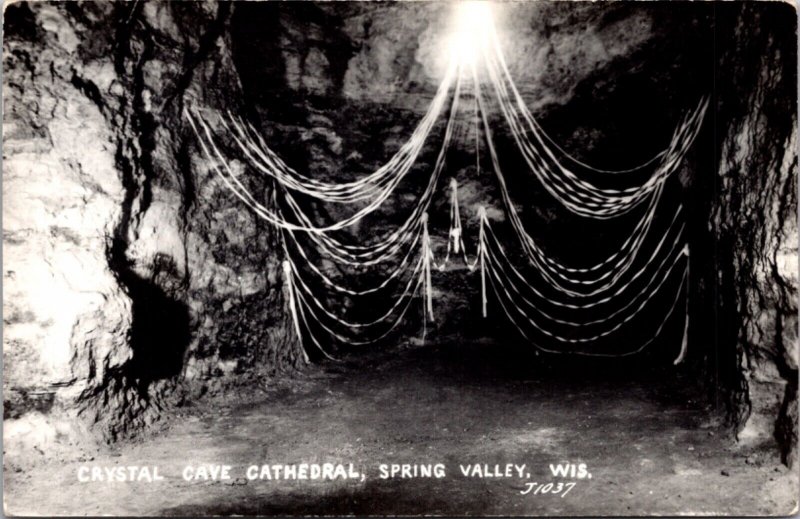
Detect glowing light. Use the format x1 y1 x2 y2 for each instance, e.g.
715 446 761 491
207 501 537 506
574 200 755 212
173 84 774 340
448 1 494 68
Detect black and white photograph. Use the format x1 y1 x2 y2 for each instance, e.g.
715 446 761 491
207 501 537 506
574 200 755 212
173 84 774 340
2 0 798 516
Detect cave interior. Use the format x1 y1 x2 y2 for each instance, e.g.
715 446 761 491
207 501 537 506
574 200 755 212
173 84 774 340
2 1 797 515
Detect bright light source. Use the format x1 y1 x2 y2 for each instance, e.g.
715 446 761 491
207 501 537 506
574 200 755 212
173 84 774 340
448 1 494 68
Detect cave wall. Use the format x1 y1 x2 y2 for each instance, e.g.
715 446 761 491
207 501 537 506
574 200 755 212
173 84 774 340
709 3 798 465
3 1 303 468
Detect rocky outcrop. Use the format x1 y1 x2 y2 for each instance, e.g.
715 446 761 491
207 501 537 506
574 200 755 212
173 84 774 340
3 2 137 463
2 1 303 468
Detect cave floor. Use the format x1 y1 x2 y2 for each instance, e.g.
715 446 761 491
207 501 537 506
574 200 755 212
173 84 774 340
5 341 798 516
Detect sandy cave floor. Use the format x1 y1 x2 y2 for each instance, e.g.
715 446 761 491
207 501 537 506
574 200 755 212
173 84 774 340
4 341 798 516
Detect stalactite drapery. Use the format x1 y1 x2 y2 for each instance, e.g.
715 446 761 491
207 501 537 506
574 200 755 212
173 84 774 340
185 2 707 363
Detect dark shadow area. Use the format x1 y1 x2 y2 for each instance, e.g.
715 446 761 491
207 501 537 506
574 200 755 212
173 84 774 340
123 273 191 385
109 195 191 387
3 2 42 43
230 2 358 116
337 336 707 408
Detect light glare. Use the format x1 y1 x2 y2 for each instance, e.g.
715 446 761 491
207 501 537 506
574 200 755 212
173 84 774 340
448 1 494 68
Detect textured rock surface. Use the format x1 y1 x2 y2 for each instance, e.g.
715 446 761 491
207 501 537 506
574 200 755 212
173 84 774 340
2 1 796 468
3 1 303 469
708 4 798 465
3 2 136 465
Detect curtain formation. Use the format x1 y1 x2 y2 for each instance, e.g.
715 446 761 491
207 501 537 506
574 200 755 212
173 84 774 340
185 10 707 363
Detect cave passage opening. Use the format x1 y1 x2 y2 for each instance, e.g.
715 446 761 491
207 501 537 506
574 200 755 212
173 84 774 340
222 1 722 403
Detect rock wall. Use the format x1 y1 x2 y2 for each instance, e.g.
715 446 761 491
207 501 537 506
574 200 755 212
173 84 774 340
4 1 136 464
3 1 303 468
708 3 798 465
